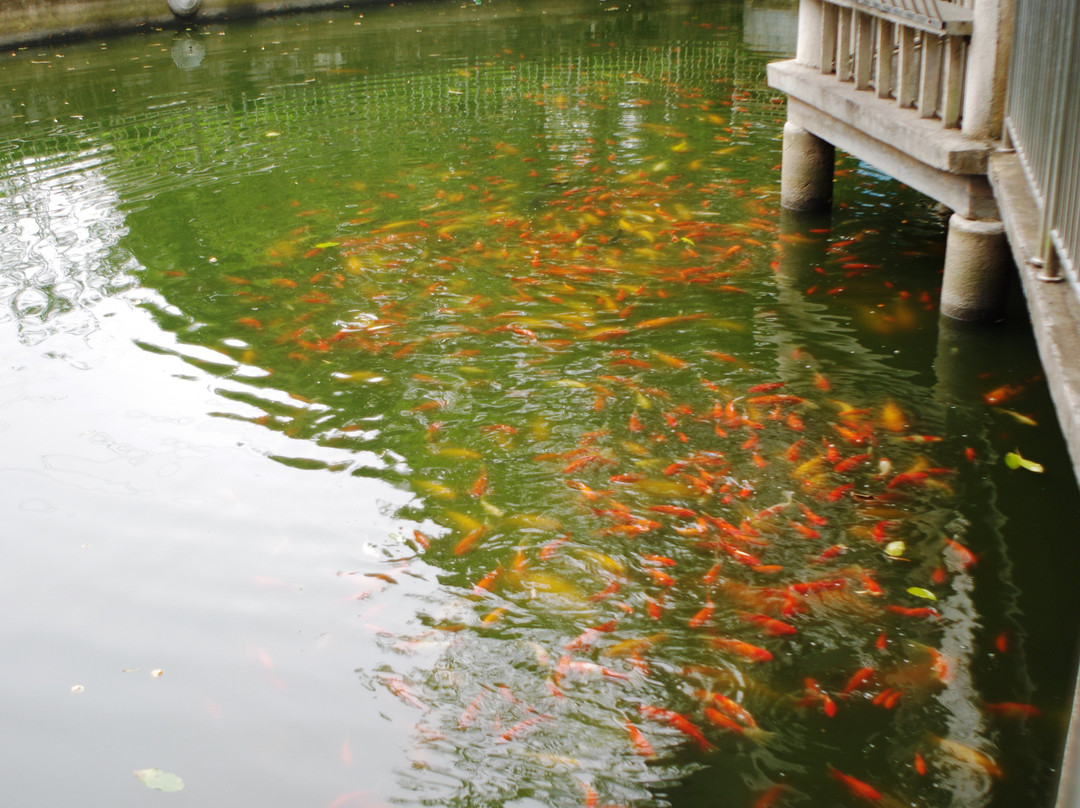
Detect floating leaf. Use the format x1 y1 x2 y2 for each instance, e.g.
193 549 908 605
884 541 906 558
135 769 184 792
1004 451 1044 473
907 587 937 601
315 241 340 249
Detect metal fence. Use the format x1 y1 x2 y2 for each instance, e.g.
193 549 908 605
1004 0 1080 291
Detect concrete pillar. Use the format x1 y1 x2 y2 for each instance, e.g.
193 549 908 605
961 0 1014 140
795 0 825 69
781 122 835 212
940 214 1012 322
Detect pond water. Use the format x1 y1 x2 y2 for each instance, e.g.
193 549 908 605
1 1 1079 806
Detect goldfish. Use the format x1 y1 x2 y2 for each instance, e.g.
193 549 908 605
983 701 1040 719
454 525 487 555
694 689 758 728
707 636 774 662
827 766 881 801
928 735 1003 778
983 382 1024 405
556 655 630 682
625 721 656 756
638 704 714 751
739 612 797 636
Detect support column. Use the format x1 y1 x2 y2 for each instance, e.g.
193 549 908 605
940 214 1012 322
781 122 835 212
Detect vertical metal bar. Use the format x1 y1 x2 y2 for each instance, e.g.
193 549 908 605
837 6 854 81
1033 0 1078 279
918 33 942 118
897 26 919 109
854 10 874 90
876 19 895 99
821 1 839 75
941 35 965 128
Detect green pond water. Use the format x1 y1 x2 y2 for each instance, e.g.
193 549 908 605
1 1 1079 806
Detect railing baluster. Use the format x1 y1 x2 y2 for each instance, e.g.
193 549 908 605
876 19 895 99
855 11 874 90
941 35 964 128
918 32 942 118
837 6 854 81
897 25 919 108
821 1 839 75
799 1 972 130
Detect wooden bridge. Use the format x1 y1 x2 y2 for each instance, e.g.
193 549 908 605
768 4 1080 804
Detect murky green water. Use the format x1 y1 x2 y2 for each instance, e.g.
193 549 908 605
1 2 1079 806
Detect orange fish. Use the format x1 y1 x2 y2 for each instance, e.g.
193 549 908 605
739 612 797 636
454 525 487 555
841 666 875 695
828 766 881 801
625 721 656 756
638 704 714 751
688 600 715 628
707 636 774 662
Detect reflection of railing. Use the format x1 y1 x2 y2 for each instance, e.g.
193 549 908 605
1003 0 1080 290
805 0 973 128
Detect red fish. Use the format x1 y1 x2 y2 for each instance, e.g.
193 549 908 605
944 538 977 569
688 600 715 628
828 766 882 801
454 526 487 555
914 751 927 775
707 636 774 662
834 453 870 473
751 784 790 808
983 701 1041 719
886 605 940 619
841 666 875 695
638 704 714 751
748 382 786 393
739 612 797 636
625 721 656 756
695 689 758 727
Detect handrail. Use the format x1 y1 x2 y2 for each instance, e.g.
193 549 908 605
829 0 973 35
1004 0 1080 289
809 0 971 129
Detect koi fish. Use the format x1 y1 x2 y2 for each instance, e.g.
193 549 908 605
751 784 791 808
886 605 940 619
688 600 715 628
828 766 882 801
738 612 797 636
454 525 487 555
497 714 552 742
983 701 1041 719
625 721 656 756
983 382 1024 406
556 655 630 682
748 382 786 394
841 666 875 695
928 735 1003 778
694 689 758 727
707 636 774 662
638 704 714 751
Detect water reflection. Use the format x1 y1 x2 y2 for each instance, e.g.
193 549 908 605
0 2 1075 808
0 148 134 345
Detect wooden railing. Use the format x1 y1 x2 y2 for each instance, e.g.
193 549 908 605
807 0 974 129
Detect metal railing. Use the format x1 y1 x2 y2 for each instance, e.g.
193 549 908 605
1004 0 1080 290
810 0 973 128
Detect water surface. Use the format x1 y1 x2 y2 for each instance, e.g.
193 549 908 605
1 2 1078 807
